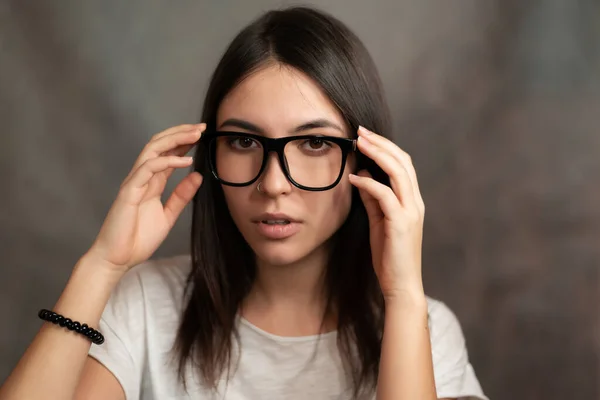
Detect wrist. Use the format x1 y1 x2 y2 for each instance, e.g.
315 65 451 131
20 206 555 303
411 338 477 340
51 254 124 323
75 252 126 286
383 286 427 311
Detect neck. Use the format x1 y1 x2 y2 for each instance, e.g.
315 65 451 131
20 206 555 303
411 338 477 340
241 243 335 336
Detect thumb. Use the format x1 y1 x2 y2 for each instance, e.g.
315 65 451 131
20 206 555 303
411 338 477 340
163 172 203 227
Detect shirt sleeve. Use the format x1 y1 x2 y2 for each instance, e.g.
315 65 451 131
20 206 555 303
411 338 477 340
88 266 147 400
428 299 489 400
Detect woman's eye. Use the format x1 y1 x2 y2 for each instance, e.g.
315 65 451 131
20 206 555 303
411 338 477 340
239 138 254 148
298 138 333 155
308 138 324 149
229 136 258 149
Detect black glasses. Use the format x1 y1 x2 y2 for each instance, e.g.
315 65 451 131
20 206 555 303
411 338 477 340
201 131 357 191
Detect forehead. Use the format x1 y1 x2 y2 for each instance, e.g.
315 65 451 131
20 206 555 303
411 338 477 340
217 64 346 134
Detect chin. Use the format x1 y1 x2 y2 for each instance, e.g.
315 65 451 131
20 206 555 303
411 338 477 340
249 240 310 267
235 220 332 268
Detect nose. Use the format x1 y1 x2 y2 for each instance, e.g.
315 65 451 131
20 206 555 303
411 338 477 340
257 152 292 196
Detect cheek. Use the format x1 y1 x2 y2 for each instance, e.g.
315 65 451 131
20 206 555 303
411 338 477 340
308 178 353 227
222 186 250 221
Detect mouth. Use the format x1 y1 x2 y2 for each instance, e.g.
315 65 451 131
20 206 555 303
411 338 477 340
252 213 301 239
260 219 291 225
252 212 300 224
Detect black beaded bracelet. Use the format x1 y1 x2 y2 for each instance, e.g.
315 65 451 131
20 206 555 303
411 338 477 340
38 309 104 345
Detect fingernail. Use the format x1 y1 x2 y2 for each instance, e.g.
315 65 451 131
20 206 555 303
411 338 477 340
184 156 194 162
358 136 371 147
358 126 372 135
349 173 359 180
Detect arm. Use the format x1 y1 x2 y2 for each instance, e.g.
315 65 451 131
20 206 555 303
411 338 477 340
0 123 203 400
377 290 437 400
75 357 126 400
349 126 437 399
0 254 125 400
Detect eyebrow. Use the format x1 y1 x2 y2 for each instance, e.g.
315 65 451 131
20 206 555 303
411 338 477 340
218 118 345 135
219 119 265 134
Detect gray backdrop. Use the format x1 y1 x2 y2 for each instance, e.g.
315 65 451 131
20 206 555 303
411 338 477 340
1 1 599 399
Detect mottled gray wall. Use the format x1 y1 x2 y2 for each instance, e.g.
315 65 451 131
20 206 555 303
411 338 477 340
1 1 599 399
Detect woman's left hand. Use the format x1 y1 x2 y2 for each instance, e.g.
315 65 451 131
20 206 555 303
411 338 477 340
349 126 426 301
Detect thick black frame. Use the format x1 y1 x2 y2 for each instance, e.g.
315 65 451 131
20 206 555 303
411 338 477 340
201 130 357 191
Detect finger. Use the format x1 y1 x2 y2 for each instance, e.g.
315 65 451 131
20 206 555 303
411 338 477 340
151 123 201 142
149 123 205 156
135 124 204 168
147 125 204 181
349 173 401 222
123 156 194 192
356 135 417 210
353 172 384 223
358 126 424 211
139 150 197 205
163 142 196 158
157 145 196 185
163 172 203 228
151 138 199 184
125 124 205 183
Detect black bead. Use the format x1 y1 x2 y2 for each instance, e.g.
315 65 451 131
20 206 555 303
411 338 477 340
37 309 103 345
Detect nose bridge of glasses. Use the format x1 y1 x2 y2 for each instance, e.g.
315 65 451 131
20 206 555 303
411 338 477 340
262 136 288 153
262 136 290 167
262 148 289 175
254 137 290 185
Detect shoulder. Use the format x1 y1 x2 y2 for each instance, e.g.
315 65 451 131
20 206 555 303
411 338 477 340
425 296 468 369
90 254 193 361
426 297 465 349
88 256 192 399
101 254 192 330
128 254 191 296
116 254 191 302
424 297 488 400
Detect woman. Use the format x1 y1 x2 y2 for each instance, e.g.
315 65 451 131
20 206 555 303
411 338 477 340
0 6 487 400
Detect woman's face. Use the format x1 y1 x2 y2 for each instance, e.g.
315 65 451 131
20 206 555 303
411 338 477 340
216 63 355 267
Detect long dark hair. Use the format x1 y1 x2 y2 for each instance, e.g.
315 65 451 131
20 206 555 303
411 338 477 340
174 6 392 398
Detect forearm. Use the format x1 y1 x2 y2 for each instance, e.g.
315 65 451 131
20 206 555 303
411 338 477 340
377 290 436 400
0 254 123 400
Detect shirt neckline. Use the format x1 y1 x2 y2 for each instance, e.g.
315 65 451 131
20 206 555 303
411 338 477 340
237 315 338 343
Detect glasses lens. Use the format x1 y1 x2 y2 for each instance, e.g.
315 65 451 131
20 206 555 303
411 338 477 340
285 138 343 188
212 135 263 184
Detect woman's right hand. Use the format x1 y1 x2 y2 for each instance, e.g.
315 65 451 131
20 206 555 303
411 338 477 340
84 123 205 274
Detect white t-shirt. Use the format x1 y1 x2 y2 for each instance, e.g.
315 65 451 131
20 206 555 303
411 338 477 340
88 255 488 400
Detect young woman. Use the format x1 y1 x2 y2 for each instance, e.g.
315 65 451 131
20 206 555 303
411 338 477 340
0 6 487 400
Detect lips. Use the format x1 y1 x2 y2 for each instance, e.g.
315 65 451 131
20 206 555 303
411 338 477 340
251 212 300 224
251 212 302 240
